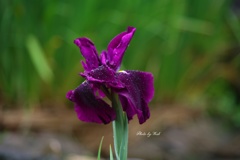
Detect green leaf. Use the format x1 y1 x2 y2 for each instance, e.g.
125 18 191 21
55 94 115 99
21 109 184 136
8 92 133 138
119 113 128 159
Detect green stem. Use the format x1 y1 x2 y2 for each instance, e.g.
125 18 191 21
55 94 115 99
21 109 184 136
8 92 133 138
111 92 128 160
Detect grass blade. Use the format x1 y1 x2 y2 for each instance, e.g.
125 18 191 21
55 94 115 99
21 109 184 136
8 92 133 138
26 35 53 83
109 145 114 160
97 136 104 160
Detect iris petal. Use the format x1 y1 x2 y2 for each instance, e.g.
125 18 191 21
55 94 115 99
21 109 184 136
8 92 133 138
81 65 125 89
107 27 136 71
66 81 116 124
116 71 154 124
99 51 108 65
74 38 100 71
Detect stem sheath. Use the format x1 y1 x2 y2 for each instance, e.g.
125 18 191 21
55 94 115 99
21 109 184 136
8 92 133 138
111 92 128 160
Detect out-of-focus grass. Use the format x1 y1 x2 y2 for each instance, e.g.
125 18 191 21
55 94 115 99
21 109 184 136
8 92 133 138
0 0 240 125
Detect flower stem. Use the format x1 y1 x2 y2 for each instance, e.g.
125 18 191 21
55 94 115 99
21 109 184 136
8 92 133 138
111 92 128 160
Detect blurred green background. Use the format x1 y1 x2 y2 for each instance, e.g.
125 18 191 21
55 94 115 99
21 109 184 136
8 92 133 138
1 0 240 128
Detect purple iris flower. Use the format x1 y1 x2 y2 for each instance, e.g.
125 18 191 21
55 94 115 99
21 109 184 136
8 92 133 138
66 27 154 124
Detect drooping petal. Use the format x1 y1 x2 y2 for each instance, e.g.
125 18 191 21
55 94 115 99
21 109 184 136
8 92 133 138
106 27 136 71
74 38 100 71
66 81 116 124
115 70 154 124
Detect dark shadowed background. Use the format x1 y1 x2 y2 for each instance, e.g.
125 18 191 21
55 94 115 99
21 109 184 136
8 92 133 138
0 0 240 160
